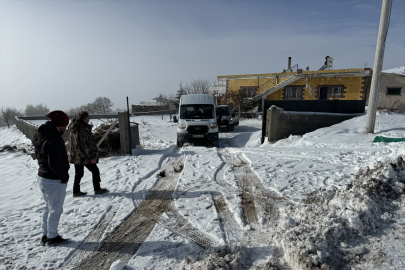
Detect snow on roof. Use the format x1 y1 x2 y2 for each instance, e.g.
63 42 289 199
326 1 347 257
136 100 159 106
382 66 405 75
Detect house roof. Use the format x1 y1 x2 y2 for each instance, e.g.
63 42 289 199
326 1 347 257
383 66 405 75
218 68 372 80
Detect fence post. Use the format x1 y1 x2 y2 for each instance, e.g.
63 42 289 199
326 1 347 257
118 112 131 155
266 106 283 142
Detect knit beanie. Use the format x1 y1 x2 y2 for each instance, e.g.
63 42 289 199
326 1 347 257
47 110 69 127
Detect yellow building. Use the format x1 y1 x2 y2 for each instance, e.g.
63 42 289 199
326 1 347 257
216 68 372 103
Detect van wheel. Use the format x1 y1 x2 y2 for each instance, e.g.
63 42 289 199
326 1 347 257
234 122 239 126
212 141 219 147
177 141 183 147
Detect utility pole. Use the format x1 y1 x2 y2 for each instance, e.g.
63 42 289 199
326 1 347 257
365 0 392 133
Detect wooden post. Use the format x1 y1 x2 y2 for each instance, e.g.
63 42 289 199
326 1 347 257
118 112 130 155
127 97 132 155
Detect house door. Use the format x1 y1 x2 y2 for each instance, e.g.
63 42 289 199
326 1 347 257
319 87 328 100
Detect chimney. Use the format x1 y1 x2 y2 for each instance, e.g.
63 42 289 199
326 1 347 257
287 57 292 72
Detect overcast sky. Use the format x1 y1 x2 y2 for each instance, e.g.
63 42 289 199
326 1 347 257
1 0 404 112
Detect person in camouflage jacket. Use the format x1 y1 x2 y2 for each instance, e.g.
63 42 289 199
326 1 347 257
68 111 108 197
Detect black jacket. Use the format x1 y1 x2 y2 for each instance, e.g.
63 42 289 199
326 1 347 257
33 121 70 183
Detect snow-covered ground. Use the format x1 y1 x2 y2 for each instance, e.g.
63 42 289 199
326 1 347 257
1 112 405 270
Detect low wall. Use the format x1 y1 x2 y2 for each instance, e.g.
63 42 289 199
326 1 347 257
14 117 40 142
18 114 119 121
132 105 167 112
15 116 70 142
265 106 363 142
18 111 177 122
131 110 177 116
15 116 139 152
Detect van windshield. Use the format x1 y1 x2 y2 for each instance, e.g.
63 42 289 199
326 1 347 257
180 104 215 119
215 107 230 116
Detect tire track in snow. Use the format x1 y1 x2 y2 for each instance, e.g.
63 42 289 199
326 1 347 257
212 194 244 246
162 204 222 249
220 150 259 225
216 149 292 269
63 205 118 268
221 150 286 229
71 157 184 270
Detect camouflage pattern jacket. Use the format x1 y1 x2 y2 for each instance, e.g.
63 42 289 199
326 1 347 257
68 118 98 165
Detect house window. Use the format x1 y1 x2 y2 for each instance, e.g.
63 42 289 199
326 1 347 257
332 87 342 95
242 87 257 98
286 87 301 99
386 87 402 95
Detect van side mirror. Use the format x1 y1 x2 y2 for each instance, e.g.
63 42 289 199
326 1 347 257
173 116 178 123
232 113 235 117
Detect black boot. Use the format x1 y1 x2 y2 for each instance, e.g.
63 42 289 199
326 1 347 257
94 188 108 195
73 191 87 197
40 235 47 246
46 235 69 246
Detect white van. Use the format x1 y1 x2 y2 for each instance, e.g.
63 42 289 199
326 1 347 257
173 94 219 147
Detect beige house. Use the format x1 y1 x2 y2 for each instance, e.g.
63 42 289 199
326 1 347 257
377 70 405 110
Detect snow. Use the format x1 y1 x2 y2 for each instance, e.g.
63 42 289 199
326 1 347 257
1 112 405 269
383 66 405 75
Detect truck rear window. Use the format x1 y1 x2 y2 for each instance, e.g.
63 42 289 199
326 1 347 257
180 105 214 119
215 107 230 116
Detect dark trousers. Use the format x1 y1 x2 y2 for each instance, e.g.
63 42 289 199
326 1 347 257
73 164 101 193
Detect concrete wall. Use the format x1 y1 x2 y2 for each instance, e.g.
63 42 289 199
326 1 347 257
19 114 119 121
15 115 139 152
132 105 167 112
265 106 363 142
131 110 177 116
19 111 177 122
377 73 405 110
15 116 69 142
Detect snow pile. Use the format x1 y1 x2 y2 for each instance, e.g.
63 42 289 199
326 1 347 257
272 156 405 270
109 259 127 270
383 66 405 75
0 126 33 153
181 246 245 270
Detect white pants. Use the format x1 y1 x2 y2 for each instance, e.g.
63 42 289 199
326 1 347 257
36 176 67 238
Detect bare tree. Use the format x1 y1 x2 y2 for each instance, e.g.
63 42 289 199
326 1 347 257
66 97 114 116
183 79 211 94
225 87 258 114
93 97 114 114
25 103 49 116
80 103 97 114
154 93 176 119
173 82 186 109
1 106 22 128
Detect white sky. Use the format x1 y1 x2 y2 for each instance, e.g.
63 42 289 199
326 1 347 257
0 0 404 111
